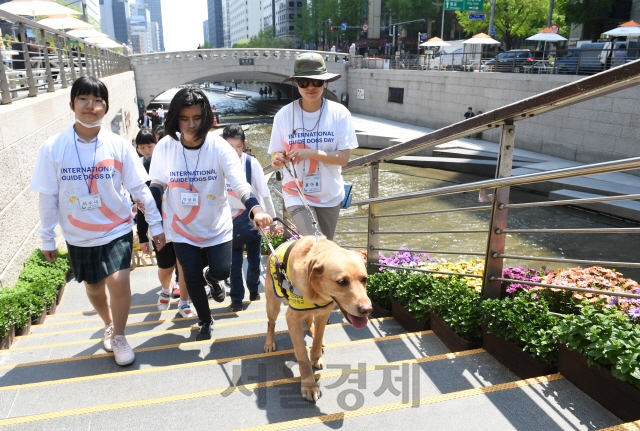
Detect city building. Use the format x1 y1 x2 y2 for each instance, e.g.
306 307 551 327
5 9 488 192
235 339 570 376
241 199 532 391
207 0 225 48
99 0 131 46
274 0 300 39
203 20 209 44
227 0 262 46
131 34 144 54
144 0 165 52
130 2 153 53
150 21 160 52
262 0 274 32
83 0 101 23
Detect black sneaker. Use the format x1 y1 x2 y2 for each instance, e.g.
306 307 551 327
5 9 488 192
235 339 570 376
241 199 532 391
203 267 225 303
196 320 214 340
230 300 243 312
249 292 261 301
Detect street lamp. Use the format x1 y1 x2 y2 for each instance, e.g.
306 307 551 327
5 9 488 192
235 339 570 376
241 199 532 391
433 3 444 40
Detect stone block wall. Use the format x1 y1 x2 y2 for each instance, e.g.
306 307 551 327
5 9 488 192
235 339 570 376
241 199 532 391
346 69 640 165
0 72 139 287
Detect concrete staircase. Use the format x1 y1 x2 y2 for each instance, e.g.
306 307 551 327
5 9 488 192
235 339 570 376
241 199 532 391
0 264 627 430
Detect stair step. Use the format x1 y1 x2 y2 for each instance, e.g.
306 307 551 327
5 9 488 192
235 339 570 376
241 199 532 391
433 148 543 163
389 156 530 176
511 168 640 197
549 189 640 222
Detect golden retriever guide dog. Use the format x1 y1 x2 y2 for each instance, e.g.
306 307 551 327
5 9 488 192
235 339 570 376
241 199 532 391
264 235 373 402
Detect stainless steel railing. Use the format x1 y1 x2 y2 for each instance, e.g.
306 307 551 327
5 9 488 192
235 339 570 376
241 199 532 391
0 10 131 105
129 48 350 65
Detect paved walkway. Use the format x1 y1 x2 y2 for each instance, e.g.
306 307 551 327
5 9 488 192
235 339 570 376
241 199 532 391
0 263 625 430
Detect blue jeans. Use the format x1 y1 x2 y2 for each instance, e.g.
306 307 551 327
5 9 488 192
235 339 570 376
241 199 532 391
230 238 262 302
173 241 232 323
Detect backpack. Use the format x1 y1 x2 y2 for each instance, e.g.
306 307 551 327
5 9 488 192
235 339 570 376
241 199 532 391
232 156 262 249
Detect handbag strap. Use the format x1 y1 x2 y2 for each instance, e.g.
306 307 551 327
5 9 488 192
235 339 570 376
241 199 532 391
245 154 252 185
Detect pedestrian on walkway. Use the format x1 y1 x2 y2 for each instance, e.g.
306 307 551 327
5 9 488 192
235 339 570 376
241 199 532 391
612 43 627 68
268 86 273 98
223 125 276 312
135 129 196 318
599 37 618 70
269 53 358 240
31 76 166 366
464 107 475 139
259 88 264 98
276 89 282 101
157 104 164 123
149 109 161 130
148 88 272 340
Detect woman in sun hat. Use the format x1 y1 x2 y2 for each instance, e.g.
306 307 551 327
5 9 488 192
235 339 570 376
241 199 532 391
269 53 358 240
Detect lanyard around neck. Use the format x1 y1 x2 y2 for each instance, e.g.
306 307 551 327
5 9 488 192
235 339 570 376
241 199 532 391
73 126 99 195
181 134 203 192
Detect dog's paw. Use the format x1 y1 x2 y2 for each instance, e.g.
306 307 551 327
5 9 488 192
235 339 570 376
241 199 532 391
263 341 276 353
311 354 325 370
301 382 321 402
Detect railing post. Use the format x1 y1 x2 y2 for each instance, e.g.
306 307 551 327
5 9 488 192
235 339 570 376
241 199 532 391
95 47 102 77
78 43 85 77
481 122 515 299
366 162 380 275
56 36 67 88
68 38 77 83
0 49 12 104
19 23 37 97
40 29 55 92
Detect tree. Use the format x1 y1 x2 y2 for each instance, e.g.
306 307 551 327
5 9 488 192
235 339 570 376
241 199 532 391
295 0 368 49
231 29 294 49
560 0 616 26
383 0 439 36
202 41 213 49
456 0 566 50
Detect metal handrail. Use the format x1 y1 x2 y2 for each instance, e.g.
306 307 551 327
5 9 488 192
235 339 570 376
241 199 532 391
500 193 640 209
374 247 485 257
492 254 640 268
372 205 492 218
374 263 484 278
489 277 640 300
351 156 640 206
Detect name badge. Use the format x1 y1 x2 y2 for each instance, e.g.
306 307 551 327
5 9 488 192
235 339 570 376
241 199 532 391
79 194 102 211
303 174 322 193
181 192 199 206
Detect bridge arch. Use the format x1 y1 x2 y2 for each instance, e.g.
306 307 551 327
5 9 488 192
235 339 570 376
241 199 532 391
131 49 349 109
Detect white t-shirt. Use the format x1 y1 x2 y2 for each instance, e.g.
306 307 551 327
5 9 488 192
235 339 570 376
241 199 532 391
31 126 154 247
226 153 270 219
157 107 164 119
149 132 250 247
268 98 358 208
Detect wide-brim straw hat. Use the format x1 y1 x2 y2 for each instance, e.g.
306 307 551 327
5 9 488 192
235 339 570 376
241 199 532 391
282 53 341 83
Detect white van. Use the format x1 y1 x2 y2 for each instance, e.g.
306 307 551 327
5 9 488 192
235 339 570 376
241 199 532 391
425 40 482 70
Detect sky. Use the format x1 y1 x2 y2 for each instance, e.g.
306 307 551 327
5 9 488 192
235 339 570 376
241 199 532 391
160 0 208 52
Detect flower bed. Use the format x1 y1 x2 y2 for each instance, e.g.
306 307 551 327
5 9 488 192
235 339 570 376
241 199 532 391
0 249 70 346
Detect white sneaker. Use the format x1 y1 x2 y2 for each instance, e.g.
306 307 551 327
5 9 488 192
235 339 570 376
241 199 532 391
103 323 114 352
157 289 171 311
178 302 197 318
111 335 135 366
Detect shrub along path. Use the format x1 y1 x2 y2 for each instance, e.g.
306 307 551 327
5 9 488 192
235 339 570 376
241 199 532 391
0 264 630 430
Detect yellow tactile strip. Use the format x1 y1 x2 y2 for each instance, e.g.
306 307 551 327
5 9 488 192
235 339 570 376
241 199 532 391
0 362 558 428
0 317 397 371
7 310 345 350
231 374 565 431
597 421 640 431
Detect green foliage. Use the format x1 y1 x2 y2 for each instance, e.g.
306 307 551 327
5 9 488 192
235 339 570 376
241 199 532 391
261 233 287 254
429 277 484 342
202 41 213 49
0 313 8 340
232 29 294 49
558 305 640 390
483 293 560 365
383 0 439 36
295 0 368 47
559 0 616 26
366 270 404 310
0 281 43 330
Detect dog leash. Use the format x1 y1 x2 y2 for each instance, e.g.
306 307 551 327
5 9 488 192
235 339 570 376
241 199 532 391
282 161 322 243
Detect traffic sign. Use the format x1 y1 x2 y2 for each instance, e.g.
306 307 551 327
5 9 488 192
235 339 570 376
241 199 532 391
445 0 483 12
549 24 560 34
341 23 347 31
468 13 485 20
489 26 497 35
362 23 369 32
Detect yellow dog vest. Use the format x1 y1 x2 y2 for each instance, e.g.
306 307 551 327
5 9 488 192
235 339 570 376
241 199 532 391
268 241 333 311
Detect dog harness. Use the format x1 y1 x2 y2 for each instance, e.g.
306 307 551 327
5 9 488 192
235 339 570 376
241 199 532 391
268 240 333 311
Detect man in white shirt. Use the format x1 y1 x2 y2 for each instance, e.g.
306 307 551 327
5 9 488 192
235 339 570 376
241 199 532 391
157 104 164 123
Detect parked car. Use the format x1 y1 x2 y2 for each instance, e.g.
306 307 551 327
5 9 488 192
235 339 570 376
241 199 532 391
555 41 639 74
483 50 533 73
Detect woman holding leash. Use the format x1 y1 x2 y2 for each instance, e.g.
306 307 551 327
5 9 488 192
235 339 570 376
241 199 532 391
269 53 358 240
148 88 272 340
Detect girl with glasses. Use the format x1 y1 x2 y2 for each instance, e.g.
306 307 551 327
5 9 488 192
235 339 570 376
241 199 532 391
269 53 358 240
31 76 166 366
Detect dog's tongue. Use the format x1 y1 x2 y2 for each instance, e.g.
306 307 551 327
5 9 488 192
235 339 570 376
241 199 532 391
348 314 369 329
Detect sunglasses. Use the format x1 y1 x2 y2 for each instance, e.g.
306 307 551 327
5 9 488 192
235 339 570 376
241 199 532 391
296 78 325 89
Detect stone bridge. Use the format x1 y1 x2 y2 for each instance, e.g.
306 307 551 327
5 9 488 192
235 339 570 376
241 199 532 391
130 49 350 108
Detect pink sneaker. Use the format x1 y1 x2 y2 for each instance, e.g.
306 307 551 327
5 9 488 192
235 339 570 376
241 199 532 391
111 335 135 366
103 323 114 352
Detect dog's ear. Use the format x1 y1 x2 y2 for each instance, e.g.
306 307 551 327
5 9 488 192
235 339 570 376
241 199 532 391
307 255 324 282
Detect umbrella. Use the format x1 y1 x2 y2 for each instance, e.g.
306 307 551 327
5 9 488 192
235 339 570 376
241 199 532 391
37 16 93 31
604 21 640 37
0 1 80 17
526 28 568 42
462 33 501 45
82 37 111 44
419 37 451 47
96 39 122 48
67 29 109 39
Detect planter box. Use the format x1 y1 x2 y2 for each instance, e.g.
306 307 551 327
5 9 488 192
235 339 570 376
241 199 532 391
0 326 15 350
482 324 557 380
558 343 640 422
56 284 65 305
47 300 57 315
15 320 31 337
391 297 430 332
370 300 392 319
431 311 482 352
32 309 47 325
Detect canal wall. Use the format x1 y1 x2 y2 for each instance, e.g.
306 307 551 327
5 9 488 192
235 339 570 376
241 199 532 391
0 72 139 287
346 70 640 166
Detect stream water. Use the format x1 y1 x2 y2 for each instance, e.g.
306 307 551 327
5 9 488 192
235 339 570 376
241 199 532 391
160 88 640 279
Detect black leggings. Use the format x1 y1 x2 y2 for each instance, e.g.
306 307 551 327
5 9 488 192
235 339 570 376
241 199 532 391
173 241 232 323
